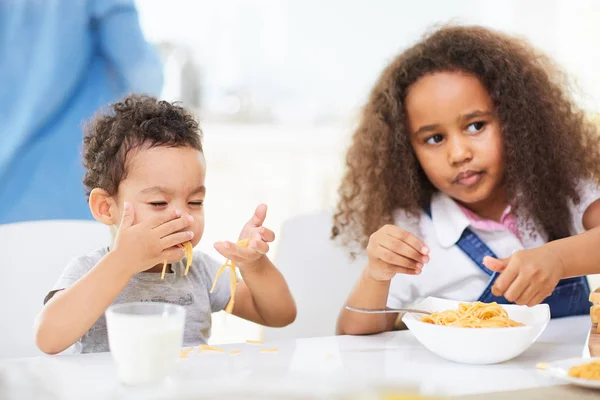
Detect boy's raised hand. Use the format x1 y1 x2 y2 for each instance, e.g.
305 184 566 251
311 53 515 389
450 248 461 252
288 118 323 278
112 202 194 274
213 203 275 269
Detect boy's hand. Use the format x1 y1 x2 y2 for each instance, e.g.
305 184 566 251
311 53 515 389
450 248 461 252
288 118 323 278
113 202 194 274
365 224 430 281
483 246 564 306
213 204 275 269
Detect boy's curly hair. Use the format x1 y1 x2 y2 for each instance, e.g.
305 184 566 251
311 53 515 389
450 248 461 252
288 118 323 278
332 25 600 249
83 94 202 198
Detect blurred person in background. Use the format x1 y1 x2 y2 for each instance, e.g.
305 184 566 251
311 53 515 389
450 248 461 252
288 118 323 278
0 0 163 224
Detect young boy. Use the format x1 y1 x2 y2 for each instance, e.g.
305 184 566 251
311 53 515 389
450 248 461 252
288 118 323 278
34 95 297 354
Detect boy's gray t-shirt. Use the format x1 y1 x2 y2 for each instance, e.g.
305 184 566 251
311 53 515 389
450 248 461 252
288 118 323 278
46 248 232 354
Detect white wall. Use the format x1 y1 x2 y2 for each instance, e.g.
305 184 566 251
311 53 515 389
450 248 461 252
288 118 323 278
133 0 600 343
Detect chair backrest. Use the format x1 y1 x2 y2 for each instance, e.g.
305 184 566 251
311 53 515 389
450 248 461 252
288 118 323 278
263 212 365 341
0 220 110 359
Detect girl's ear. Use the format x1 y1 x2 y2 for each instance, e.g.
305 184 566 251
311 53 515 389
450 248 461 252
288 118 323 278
89 188 119 226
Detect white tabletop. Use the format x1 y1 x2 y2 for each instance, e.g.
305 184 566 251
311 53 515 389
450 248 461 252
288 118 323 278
0 316 590 399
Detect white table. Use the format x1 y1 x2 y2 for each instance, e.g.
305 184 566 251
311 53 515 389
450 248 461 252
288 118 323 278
0 316 591 399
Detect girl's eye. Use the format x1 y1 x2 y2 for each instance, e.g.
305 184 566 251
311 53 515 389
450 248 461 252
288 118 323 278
189 201 204 206
425 134 444 145
466 121 485 133
150 202 167 207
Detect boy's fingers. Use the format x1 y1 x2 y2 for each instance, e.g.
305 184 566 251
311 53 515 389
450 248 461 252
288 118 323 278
249 238 269 255
384 225 429 255
247 204 267 228
214 240 266 261
162 246 186 263
119 202 135 229
154 214 193 238
161 231 194 250
148 209 182 230
259 227 275 243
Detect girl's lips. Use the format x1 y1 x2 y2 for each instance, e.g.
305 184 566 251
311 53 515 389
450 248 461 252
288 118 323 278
454 170 484 186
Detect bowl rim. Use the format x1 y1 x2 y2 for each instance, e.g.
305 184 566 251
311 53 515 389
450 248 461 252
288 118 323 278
401 297 551 332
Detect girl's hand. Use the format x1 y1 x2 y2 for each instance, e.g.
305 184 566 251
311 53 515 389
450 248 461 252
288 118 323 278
483 246 564 306
113 202 193 274
213 204 275 269
365 224 430 281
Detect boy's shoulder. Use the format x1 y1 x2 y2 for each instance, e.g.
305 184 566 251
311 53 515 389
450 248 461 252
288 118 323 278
64 247 110 273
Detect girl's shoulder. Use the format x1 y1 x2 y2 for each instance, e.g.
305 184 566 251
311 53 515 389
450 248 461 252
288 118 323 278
391 207 426 238
570 178 600 233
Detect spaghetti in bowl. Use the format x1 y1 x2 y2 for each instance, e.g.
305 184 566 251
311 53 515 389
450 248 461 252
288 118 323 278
402 297 550 364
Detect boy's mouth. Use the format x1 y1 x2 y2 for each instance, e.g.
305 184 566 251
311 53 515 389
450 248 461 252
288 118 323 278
453 170 484 186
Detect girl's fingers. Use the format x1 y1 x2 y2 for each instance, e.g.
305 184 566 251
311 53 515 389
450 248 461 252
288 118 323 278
529 291 549 307
515 284 538 306
377 246 421 270
390 265 422 275
384 225 429 255
379 235 428 264
502 274 529 303
491 263 519 297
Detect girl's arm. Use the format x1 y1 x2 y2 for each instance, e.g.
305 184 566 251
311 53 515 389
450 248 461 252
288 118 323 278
336 268 397 335
336 224 430 335
484 198 600 304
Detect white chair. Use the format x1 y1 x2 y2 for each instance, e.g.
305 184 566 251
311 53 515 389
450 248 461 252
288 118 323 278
0 220 110 359
262 212 366 341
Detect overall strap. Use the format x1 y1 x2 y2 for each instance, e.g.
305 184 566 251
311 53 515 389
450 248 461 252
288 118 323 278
423 202 497 276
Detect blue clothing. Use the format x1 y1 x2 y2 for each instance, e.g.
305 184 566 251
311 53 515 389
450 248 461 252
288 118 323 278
423 204 591 318
0 0 163 223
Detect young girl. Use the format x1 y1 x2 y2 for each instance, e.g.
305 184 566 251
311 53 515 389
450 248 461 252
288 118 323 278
334 25 600 335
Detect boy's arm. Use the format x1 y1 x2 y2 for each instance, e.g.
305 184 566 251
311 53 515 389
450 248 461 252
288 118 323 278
35 205 191 354
34 251 134 355
231 256 296 327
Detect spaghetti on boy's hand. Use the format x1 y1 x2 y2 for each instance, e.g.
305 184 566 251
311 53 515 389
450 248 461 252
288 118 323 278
211 204 275 314
214 204 275 269
211 238 250 313
483 246 563 307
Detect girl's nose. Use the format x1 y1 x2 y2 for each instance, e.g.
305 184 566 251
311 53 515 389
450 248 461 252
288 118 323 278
447 135 473 165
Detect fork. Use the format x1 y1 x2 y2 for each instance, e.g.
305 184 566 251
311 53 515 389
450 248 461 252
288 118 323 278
345 305 431 315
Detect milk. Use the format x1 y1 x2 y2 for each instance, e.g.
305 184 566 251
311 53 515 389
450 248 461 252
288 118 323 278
106 303 185 386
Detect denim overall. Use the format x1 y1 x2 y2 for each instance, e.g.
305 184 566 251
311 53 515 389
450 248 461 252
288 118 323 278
424 204 590 318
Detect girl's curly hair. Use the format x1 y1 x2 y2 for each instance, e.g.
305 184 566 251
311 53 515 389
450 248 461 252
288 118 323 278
332 25 600 249
83 94 202 198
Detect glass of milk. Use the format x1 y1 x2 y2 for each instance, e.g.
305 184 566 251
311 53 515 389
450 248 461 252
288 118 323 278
106 302 186 386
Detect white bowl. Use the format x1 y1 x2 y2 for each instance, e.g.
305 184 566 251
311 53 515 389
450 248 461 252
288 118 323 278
402 297 550 364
